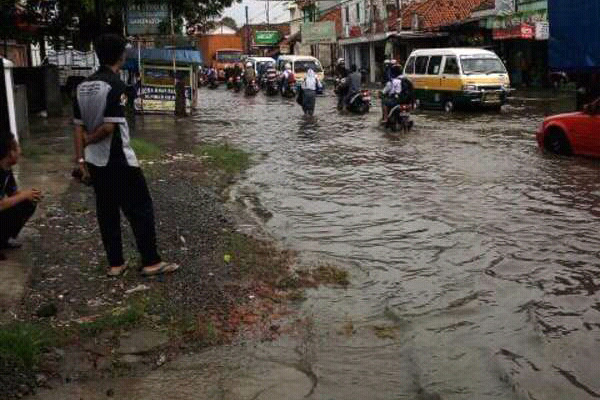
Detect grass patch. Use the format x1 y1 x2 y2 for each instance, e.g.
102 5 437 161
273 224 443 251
0 323 56 368
194 143 251 174
298 265 350 287
222 232 291 283
130 138 162 160
78 299 146 337
21 143 53 161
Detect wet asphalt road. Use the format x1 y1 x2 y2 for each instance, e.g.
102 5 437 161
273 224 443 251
188 87 599 399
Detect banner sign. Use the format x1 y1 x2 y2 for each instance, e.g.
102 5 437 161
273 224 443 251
493 24 535 40
127 3 169 36
136 66 192 113
535 21 549 40
255 31 281 46
486 9 547 30
302 21 337 44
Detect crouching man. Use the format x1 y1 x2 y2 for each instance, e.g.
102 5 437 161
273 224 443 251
0 132 41 260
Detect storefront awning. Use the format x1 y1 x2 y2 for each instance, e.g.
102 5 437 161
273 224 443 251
339 32 394 46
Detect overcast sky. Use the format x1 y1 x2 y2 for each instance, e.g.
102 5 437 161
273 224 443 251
223 0 291 26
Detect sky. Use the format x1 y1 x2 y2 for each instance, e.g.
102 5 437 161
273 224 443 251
223 0 291 26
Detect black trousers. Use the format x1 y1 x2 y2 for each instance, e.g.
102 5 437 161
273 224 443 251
0 200 36 245
87 164 161 268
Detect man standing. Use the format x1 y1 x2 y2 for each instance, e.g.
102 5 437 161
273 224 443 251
73 34 178 277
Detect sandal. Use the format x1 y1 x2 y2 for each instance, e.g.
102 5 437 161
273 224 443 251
107 264 129 277
141 262 180 277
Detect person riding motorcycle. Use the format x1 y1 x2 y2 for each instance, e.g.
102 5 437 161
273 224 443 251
233 63 243 81
335 58 348 80
280 63 295 93
383 59 393 84
381 65 413 123
264 62 278 90
244 61 256 85
343 64 363 111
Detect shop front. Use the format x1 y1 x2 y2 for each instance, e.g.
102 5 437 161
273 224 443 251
491 10 549 87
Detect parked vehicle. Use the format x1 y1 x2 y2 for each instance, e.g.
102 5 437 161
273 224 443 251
346 89 371 114
386 103 414 133
404 48 512 112
277 55 325 94
536 110 600 157
246 57 276 79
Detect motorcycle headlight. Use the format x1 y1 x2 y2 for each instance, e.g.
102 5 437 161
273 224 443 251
463 84 478 91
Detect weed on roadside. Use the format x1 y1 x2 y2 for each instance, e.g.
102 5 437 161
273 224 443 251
194 143 251 174
130 138 162 160
0 323 56 368
78 299 146 337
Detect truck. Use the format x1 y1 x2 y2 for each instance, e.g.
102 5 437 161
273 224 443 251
548 0 600 108
548 0 600 72
196 34 244 80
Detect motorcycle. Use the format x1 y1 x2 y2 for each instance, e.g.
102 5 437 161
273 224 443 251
265 79 279 96
346 89 371 114
281 80 296 98
245 79 259 96
386 101 413 133
233 76 242 93
208 78 219 90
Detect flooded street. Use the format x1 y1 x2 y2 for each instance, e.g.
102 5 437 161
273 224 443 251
190 88 600 399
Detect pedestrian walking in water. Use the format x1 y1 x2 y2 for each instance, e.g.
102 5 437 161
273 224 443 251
73 33 179 277
301 69 321 116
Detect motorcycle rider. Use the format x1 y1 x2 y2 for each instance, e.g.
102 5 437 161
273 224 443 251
343 64 362 111
335 58 347 79
264 62 278 89
280 63 295 94
381 65 412 123
244 61 256 85
383 59 393 84
233 63 243 81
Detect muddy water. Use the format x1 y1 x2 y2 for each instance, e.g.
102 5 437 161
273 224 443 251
187 89 600 399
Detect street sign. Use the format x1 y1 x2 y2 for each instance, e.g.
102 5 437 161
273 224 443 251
127 3 169 36
301 21 337 44
535 22 549 40
255 31 281 46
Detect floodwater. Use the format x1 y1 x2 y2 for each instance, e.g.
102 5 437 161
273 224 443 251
191 88 600 399
35 88 600 400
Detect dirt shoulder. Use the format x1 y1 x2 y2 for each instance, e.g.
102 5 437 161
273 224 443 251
0 133 348 399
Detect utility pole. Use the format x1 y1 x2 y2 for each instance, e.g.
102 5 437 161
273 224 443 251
245 6 250 54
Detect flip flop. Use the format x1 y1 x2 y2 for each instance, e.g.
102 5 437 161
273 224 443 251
107 264 129 277
141 262 180 277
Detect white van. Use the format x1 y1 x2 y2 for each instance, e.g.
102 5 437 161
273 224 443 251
403 48 512 111
276 55 325 82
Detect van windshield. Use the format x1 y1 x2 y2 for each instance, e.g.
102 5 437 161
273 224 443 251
294 60 323 73
460 57 506 75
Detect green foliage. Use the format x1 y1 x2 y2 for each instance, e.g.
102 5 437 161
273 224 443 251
195 143 251 174
0 323 55 369
130 138 162 160
78 301 145 337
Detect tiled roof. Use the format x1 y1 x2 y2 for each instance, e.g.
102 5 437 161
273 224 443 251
394 0 487 30
473 0 495 12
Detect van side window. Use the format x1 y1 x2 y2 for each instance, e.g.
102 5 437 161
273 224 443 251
443 56 460 75
427 56 442 75
415 56 429 75
405 57 415 74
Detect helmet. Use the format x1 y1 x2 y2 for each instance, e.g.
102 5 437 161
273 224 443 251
246 62 253 67
391 59 397 65
285 63 291 70
337 58 345 65
384 59 391 64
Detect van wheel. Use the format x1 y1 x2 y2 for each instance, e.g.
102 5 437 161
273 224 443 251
443 100 454 113
544 128 572 155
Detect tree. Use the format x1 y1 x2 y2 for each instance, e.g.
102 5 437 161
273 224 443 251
6 0 242 50
219 16 238 31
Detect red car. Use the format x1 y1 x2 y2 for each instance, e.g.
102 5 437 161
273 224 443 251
536 111 600 157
